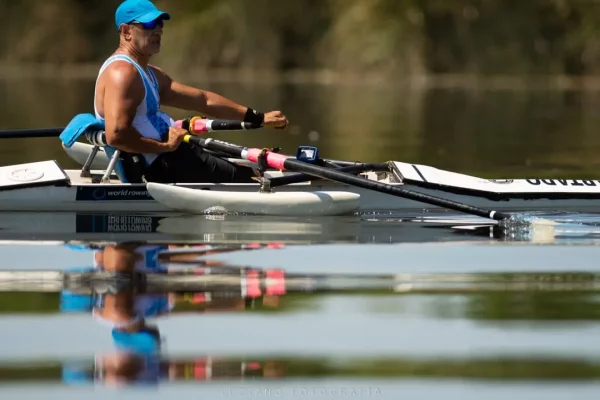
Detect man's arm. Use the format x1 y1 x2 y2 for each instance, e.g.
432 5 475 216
103 62 177 153
152 66 248 119
152 66 288 128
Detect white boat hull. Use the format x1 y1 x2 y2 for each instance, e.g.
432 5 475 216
3 150 600 214
146 182 361 216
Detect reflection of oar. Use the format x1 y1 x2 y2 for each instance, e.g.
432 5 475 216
184 136 548 224
159 242 285 259
2 269 600 295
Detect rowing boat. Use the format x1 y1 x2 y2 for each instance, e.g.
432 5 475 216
2 139 600 215
3 113 600 217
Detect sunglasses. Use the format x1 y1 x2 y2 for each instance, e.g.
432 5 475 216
133 18 164 30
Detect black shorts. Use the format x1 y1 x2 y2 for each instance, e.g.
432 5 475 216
143 142 256 183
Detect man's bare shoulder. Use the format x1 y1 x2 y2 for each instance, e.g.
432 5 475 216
148 64 169 78
103 60 143 88
148 64 173 84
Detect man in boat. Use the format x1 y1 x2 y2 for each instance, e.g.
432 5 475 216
97 0 289 183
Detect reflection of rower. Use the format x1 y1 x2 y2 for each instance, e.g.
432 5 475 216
61 242 170 385
61 242 282 385
65 353 287 385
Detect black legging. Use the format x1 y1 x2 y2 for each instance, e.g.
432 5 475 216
143 142 256 183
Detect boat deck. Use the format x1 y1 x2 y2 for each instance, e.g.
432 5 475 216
63 167 395 187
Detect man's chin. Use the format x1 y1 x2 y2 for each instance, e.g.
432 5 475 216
151 44 161 54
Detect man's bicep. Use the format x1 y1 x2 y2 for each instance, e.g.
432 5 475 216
164 81 206 108
151 66 207 109
103 67 142 130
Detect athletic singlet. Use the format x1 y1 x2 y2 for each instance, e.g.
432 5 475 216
94 54 174 165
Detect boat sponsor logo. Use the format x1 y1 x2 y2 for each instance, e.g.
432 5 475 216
76 214 161 233
526 179 600 187
487 179 514 184
76 187 153 201
7 168 44 182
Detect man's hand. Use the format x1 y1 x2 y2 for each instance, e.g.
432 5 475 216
263 111 288 129
164 126 189 152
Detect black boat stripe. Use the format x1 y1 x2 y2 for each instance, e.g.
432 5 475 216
411 165 427 182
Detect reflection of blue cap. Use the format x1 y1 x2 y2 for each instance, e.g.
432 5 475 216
112 328 161 354
115 0 171 29
62 362 93 385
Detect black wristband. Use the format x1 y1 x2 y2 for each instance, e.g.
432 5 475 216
244 107 264 125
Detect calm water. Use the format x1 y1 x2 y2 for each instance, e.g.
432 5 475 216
1 212 600 398
2 78 600 398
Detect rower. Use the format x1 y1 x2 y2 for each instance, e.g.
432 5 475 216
60 0 288 185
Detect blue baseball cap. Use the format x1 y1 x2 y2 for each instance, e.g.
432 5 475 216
115 0 171 29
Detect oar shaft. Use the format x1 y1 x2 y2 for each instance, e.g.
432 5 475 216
268 163 389 188
0 128 64 139
0 118 261 140
184 136 510 220
278 157 506 220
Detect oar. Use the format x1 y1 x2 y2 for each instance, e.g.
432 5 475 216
0 118 262 140
267 162 389 188
183 135 541 223
0 127 65 139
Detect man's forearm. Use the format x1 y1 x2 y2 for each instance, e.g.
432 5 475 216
201 90 249 120
106 126 170 154
163 83 254 120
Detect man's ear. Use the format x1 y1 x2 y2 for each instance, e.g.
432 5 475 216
119 23 131 38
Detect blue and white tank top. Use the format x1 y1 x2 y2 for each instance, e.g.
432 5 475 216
94 54 174 165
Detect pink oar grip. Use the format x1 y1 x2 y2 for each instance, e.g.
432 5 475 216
175 118 209 133
246 149 288 170
245 270 262 298
190 118 209 133
265 270 286 296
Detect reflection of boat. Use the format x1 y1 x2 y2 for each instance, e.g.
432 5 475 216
0 211 484 244
0 212 361 243
155 214 364 243
0 212 172 241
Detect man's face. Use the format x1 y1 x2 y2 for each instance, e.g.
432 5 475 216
121 18 164 56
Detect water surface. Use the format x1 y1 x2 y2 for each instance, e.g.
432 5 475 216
2 79 600 398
